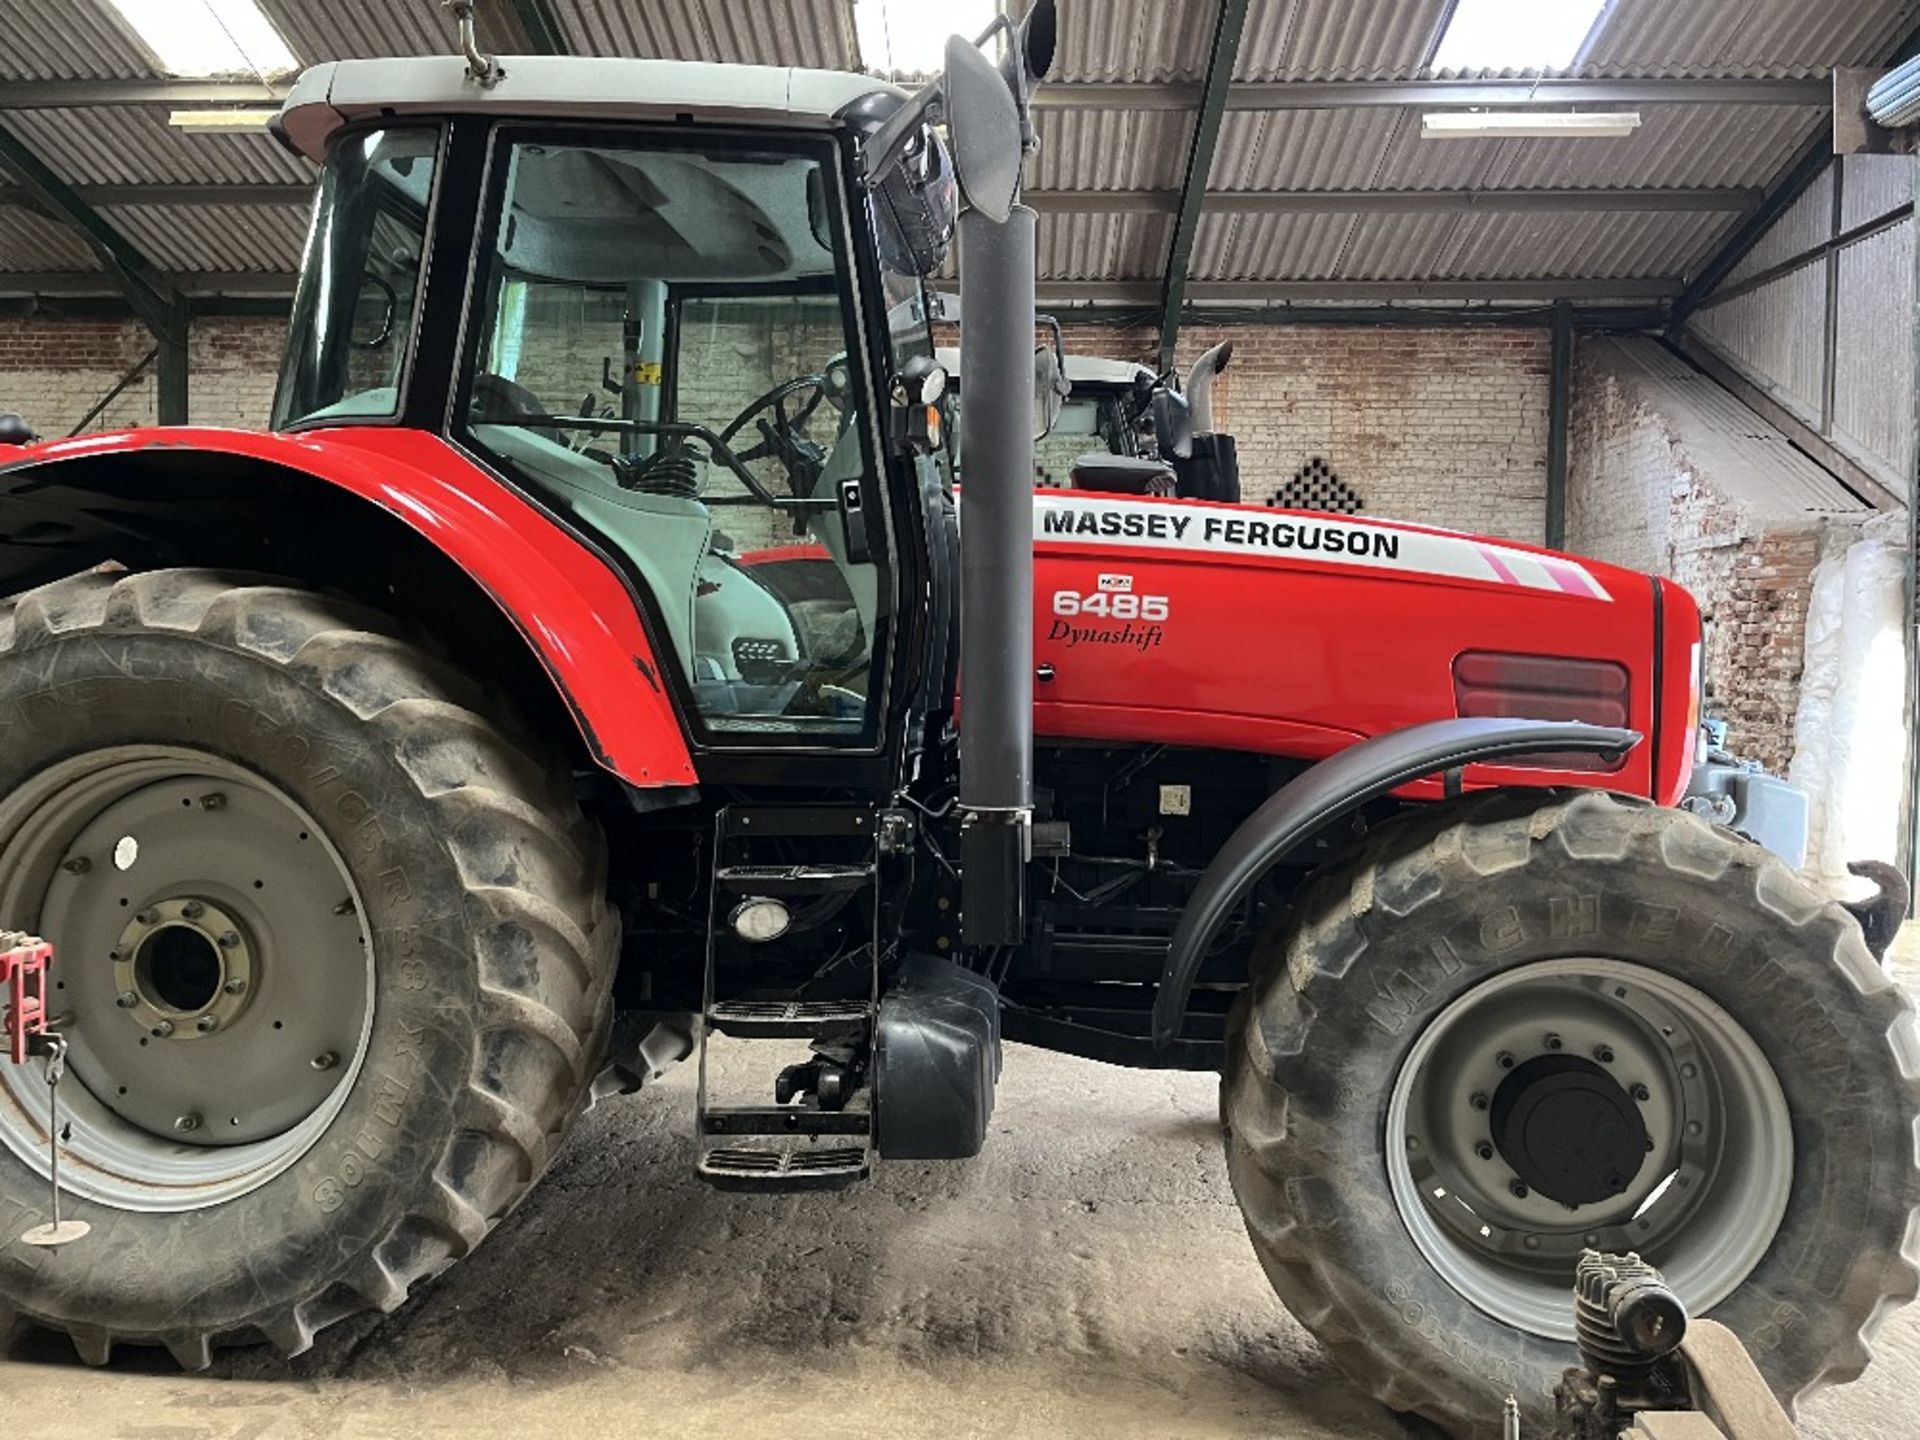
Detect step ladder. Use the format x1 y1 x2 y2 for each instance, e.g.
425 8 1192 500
696 806 880 1192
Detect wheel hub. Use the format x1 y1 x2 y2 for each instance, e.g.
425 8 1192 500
1491 1054 1648 1207
112 896 255 1041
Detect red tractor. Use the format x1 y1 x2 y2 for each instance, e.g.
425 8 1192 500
0 8 1911 1435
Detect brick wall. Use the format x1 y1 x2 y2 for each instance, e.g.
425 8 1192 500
1051 321 1552 543
0 315 286 436
1567 345 1833 772
2 313 1551 543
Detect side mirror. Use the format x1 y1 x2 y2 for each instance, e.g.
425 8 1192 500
943 34 1020 222
1151 389 1193 462
1033 315 1069 440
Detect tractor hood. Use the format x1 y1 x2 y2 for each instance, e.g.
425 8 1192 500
1022 489 1699 806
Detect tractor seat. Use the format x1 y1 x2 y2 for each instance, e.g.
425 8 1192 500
1070 454 1176 496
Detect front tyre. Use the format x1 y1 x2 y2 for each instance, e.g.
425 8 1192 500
0 570 617 1366
1221 789 1920 1437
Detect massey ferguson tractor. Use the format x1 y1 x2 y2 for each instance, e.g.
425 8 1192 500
0 6 1912 1437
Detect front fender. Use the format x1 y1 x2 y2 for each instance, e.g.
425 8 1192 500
1150 717 1640 1048
0 425 697 787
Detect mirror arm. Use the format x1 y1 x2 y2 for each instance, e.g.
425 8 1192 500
860 83 945 189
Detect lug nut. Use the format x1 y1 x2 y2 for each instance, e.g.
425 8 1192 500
1593 1044 1615 1063
1543 1032 1563 1051
115 990 137 1008
223 978 246 995
219 931 240 949
135 908 158 925
1469 1091 1489 1111
61 856 91 875
1509 1181 1529 1199
311 1051 339 1071
1496 1051 1515 1070
1475 1142 1494 1160
1523 1235 1541 1251
1680 1063 1697 1080
200 793 226 811
173 1113 201 1133
196 1015 219 1034
152 1020 174 1038
1630 1083 1651 1102
181 900 205 920
332 898 354 916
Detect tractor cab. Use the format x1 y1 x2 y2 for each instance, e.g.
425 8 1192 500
270 59 962 755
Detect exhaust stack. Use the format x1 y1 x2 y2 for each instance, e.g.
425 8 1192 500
1186 340 1233 436
957 203 1038 946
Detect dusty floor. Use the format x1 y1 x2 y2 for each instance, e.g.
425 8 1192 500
6 1002 1920 1440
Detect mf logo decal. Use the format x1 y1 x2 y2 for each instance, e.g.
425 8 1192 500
1096 573 1133 592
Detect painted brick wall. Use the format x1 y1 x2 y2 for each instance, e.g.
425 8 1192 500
1567 346 1828 772
0 315 286 437
1053 321 1552 543
2 314 1551 543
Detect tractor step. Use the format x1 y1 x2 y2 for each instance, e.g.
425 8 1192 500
696 805 882 1191
708 998 871 1038
697 1145 870 1192
700 1104 870 1137
714 863 871 895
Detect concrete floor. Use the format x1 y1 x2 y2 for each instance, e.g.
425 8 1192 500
5 953 1919 1439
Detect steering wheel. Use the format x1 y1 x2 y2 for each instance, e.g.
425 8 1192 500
718 374 830 493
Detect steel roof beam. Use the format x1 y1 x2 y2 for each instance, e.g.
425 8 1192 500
0 184 313 208
0 80 284 109
1029 187 1759 215
1041 278 1682 304
1158 0 1250 371
0 127 181 335
0 272 298 298
1035 77 1833 112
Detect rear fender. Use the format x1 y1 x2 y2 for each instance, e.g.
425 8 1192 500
1150 717 1640 1048
0 425 697 787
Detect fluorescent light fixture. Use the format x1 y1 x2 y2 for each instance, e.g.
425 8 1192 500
1431 0 1606 75
855 0 996 78
1422 111 1641 140
110 0 297 78
167 108 280 132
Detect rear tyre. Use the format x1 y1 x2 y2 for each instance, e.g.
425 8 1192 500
0 569 617 1366
1221 788 1920 1437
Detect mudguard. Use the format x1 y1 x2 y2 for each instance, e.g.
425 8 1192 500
1149 716 1641 1047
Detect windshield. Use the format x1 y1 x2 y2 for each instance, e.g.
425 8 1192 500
273 126 437 428
953 386 1137 486
456 132 890 744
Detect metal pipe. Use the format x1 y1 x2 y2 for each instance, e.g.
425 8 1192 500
957 203 1037 947
1185 341 1232 435
1870 57 1920 128
444 1 503 87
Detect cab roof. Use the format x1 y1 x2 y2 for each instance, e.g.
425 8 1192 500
274 55 901 163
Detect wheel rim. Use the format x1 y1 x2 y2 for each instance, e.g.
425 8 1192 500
0 748 374 1212
1385 958 1792 1340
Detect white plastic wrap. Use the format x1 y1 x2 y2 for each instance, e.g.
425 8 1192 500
1789 535 1908 882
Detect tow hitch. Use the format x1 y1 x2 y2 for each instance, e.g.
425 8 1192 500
2 931 89 1248
1515 1250 1797 1440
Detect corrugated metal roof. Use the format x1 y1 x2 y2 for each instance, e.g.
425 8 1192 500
0 0 1907 299
555 0 858 69
1207 108 1403 191
1586 337 1866 514
1054 0 1214 83
1033 109 1192 191
0 208 101 272
0 0 158 82
1576 0 1918 81
104 203 309 273
1037 211 1173 281
1190 208 1355 280
3 107 309 185
1236 0 1453 82
1441 209 1733 280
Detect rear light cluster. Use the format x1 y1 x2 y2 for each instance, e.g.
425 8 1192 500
1452 651 1630 771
